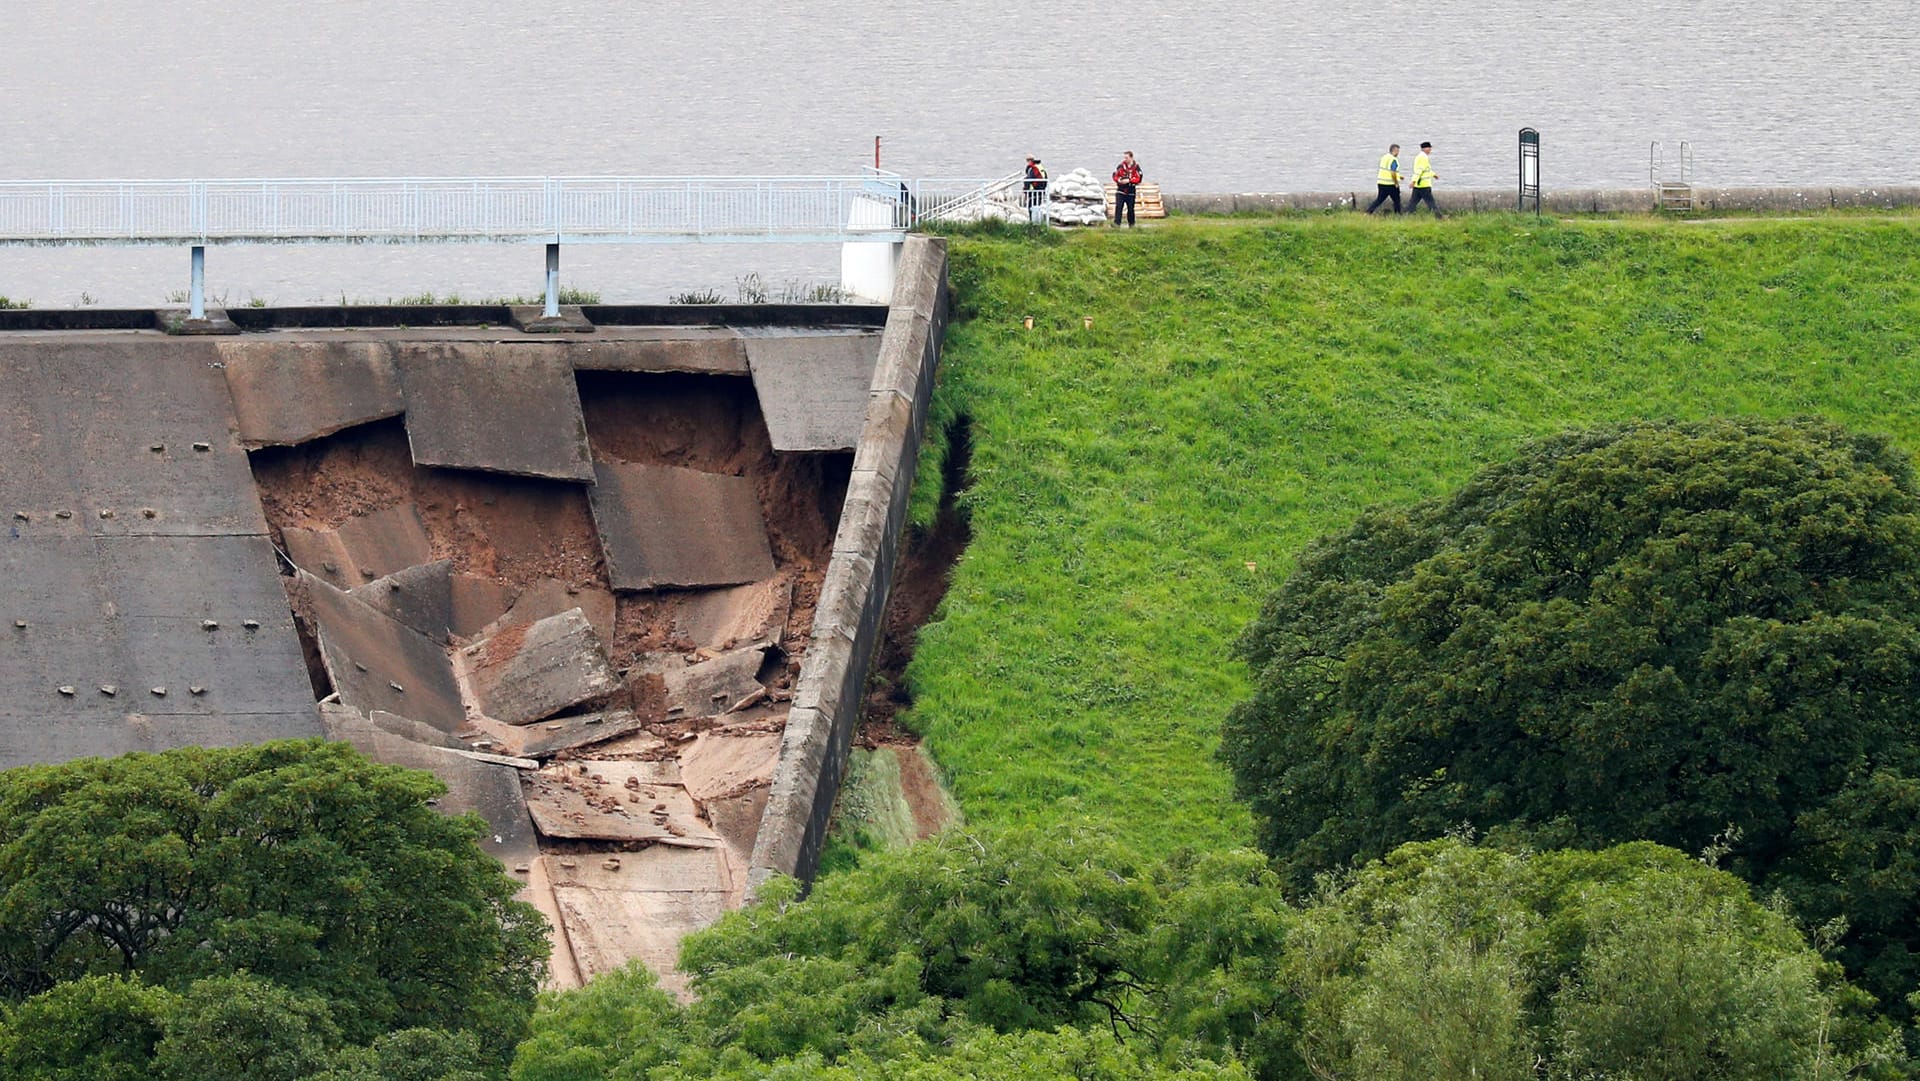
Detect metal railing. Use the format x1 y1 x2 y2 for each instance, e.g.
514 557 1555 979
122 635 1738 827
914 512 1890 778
0 174 1054 245
0 173 1027 320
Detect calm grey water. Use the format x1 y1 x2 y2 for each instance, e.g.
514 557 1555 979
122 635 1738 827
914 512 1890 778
0 0 1913 304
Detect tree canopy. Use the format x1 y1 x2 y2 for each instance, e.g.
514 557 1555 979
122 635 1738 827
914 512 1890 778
1221 417 1920 1008
509 826 1892 1081
0 740 547 1076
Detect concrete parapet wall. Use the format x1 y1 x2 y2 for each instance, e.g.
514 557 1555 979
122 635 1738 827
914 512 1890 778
748 236 949 889
1163 186 1920 216
0 303 887 332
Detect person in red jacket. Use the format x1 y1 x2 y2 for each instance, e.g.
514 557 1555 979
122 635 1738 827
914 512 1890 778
1023 157 1049 221
1112 151 1143 227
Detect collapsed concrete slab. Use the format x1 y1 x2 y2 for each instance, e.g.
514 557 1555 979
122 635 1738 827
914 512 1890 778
462 608 617 725
463 708 652 759
483 577 616 650
366 708 466 749
298 571 467 732
679 728 785 802
283 503 434 588
450 574 519 639
395 343 594 481
523 760 722 847
320 702 538 871
742 332 883 452
589 462 775 590
679 728 783 862
221 341 404 447
348 559 455 643
545 847 733 990
659 646 770 717
671 577 792 651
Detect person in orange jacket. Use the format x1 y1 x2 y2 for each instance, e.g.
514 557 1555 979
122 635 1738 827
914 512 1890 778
1112 151 1143 227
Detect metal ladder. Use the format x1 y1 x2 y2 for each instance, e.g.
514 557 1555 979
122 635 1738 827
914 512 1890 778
1650 141 1694 212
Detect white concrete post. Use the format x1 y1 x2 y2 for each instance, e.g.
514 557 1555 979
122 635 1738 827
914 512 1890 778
544 243 560 318
189 246 205 320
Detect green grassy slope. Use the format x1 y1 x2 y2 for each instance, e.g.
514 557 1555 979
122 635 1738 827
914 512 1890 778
900 213 1920 856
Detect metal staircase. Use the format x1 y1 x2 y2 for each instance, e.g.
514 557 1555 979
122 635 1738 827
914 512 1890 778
908 172 1027 225
1650 141 1694 212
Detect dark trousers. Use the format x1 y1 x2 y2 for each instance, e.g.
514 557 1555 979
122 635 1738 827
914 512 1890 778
1366 184 1402 214
1114 185 1136 226
1408 186 1439 215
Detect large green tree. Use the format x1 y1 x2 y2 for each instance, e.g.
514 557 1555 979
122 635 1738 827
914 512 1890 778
0 740 548 1070
1221 417 1920 1007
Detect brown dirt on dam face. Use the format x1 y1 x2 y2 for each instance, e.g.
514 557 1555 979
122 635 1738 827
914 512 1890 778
573 371 850 668
248 373 850 674
853 416 972 836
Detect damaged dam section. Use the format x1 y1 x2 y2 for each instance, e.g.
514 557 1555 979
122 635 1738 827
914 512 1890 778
0 236 949 992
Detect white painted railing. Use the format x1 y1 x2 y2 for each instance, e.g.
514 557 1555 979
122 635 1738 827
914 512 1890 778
0 173 1028 319
0 175 1025 245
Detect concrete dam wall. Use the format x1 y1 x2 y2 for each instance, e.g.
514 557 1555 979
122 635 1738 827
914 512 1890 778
0 238 950 991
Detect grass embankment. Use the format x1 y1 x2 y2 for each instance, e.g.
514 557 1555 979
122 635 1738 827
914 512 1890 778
899 212 1920 856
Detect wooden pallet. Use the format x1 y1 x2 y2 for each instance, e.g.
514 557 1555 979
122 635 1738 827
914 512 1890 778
1103 181 1167 219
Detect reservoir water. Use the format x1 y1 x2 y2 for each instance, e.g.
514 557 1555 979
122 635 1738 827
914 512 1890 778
0 0 1914 304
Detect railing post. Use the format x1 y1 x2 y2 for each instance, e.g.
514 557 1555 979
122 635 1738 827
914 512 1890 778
189 245 205 320
544 242 560 318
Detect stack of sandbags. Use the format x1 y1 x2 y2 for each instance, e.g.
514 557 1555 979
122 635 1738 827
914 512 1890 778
1044 169 1108 226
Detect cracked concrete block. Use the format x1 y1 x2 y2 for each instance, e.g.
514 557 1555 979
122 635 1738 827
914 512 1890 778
318 702 537 870
463 709 650 759
670 577 791 651
299 571 467 732
658 646 769 716
348 559 455 643
282 503 433 586
483 577 616 649
221 341 404 447
589 461 775 591
523 760 721 847
395 343 595 481
743 333 882 452
450 574 519 639
465 608 618 725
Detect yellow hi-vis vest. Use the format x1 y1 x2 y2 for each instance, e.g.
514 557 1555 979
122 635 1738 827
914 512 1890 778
1377 154 1400 184
1412 153 1436 188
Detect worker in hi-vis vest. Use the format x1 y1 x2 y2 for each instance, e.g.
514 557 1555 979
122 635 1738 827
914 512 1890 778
1365 143 1402 214
1408 141 1441 216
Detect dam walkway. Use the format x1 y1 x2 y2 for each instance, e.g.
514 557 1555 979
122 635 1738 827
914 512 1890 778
0 173 1004 316
0 174 1017 246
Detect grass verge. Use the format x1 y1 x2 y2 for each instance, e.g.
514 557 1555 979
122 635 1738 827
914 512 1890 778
901 211 1920 856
